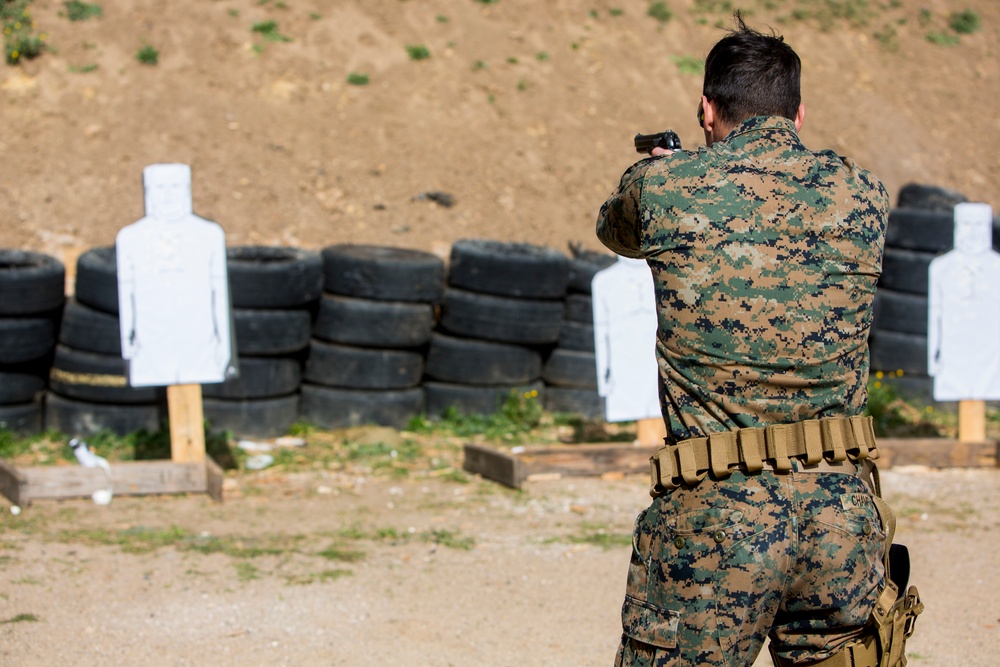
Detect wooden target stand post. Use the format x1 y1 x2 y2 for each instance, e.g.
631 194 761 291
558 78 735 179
1 164 227 508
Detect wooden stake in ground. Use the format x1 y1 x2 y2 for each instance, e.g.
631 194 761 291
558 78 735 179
167 384 207 462
958 400 986 443
637 417 666 446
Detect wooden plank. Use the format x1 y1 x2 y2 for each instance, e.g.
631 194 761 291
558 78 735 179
0 459 28 507
167 384 206 463
7 461 209 503
205 457 225 502
958 400 987 443
876 438 997 468
463 438 998 490
463 443 525 489
516 444 658 477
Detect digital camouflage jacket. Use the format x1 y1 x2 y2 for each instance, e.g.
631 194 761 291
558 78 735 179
597 116 889 442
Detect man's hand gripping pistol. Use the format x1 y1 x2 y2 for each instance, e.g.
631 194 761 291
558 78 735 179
633 130 682 154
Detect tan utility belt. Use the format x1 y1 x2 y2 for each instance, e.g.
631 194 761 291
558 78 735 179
649 416 879 494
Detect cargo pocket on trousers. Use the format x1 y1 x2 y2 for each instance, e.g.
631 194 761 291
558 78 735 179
620 594 680 662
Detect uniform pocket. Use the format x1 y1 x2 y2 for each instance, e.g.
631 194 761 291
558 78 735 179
621 595 680 649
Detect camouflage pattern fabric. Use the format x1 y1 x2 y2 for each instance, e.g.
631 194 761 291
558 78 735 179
596 116 889 442
614 462 886 667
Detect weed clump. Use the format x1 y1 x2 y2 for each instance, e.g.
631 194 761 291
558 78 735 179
136 44 159 65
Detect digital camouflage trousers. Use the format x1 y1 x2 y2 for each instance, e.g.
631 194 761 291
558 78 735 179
615 461 886 667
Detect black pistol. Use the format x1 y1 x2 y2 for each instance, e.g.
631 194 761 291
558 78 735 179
634 130 682 154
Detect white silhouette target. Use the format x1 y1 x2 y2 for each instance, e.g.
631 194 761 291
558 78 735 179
116 164 233 387
591 255 661 422
928 202 1000 401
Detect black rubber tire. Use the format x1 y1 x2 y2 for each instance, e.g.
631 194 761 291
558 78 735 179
227 246 323 309
202 356 301 400
74 246 119 314
304 340 424 390
0 250 66 316
424 333 542 385
45 391 166 437
321 244 445 303
558 321 595 352
878 248 937 295
299 384 424 430
873 289 928 336
884 208 953 253
0 400 43 435
542 348 598 389
447 239 570 299
896 183 967 212
0 316 58 364
49 344 164 405
203 394 300 439
59 298 122 355
423 380 544 419
564 293 594 324
544 386 605 420
313 294 434 348
566 250 616 294
438 287 564 345
233 308 312 355
869 331 927 376
0 363 48 405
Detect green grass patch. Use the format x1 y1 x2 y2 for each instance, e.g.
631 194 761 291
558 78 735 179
407 390 547 444
647 2 673 23
252 20 292 42
64 1 103 21
422 529 475 550
284 569 351 585
925 30 959 46
135 45 159 65
2 0 47 65
317 545 366 562
948 10 980 35
670 55 703 75
346 72 369 85
406 44 431 60
1 613 40 625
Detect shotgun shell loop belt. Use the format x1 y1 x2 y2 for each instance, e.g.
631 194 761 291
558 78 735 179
649 416 879 496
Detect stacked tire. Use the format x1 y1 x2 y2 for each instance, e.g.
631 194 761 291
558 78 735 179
300 245 441 429
870 184 974 402
0 250 65 434
541 249 615 419
424 239 569 418
202 246 323 438
48 247 168 436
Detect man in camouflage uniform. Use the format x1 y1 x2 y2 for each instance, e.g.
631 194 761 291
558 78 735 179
597 15 891 667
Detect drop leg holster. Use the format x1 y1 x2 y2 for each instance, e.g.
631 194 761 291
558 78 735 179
770 459 925 667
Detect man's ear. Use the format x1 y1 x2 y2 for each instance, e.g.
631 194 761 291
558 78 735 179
794 103 805 132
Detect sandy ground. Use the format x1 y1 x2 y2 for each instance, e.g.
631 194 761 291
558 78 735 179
1 464 997 666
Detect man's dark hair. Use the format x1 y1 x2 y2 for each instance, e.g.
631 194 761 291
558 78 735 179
702 12 801 128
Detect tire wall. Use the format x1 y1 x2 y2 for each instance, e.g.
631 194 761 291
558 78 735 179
0 250 65 434
4 242 627 440
14 195 984 442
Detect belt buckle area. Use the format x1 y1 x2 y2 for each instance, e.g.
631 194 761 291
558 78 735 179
794 457 858 474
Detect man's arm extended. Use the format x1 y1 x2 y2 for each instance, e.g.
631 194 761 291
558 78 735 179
596 163 648 259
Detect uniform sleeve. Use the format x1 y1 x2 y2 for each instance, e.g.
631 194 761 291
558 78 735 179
596 162 649 259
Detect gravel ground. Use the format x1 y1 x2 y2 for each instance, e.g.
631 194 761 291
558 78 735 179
0 465 996 666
